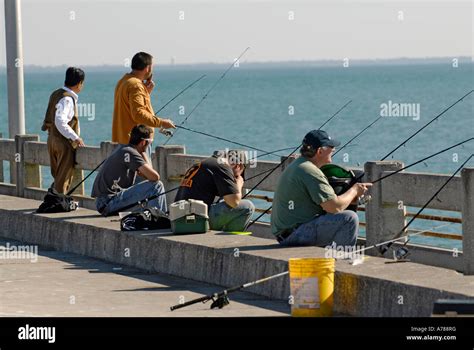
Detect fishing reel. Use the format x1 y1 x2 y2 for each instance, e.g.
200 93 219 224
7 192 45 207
320 163 368 212
159 128 173 137
209 295 230 309
378 242 410 263
393 247 410 261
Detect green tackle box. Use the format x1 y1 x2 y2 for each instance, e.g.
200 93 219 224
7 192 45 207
169 199 209 234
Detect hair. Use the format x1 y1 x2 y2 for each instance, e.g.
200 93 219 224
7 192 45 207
64 67 85 87
129 124 153 145
131 52 153 71
300 144 318 158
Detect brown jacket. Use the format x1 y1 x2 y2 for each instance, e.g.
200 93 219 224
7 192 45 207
112 73 163 144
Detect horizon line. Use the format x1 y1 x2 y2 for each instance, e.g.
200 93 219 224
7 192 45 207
0 56 472 70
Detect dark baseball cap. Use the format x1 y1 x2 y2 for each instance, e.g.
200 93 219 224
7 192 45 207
303 130 341 149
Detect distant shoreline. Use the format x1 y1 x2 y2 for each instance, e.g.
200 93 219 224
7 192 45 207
0 57 472 73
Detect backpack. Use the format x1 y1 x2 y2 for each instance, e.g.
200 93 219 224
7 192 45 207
37 188 78 213
120 207 171 231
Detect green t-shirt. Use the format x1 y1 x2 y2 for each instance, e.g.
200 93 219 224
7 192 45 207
271 157 336 236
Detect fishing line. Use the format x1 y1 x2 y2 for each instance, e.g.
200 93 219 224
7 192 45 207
164 48 251 145
380 90 473 161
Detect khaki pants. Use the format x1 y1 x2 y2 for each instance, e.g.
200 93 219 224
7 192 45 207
47 135 76 194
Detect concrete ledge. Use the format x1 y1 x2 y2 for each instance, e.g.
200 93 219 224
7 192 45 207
0 183 16 196
0 194 472 317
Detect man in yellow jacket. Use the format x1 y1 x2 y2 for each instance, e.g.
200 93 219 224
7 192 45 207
112 52 175 149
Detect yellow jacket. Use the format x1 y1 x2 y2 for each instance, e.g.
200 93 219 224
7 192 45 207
112 73 163 144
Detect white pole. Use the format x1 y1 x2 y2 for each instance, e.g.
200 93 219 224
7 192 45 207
4 0 26 137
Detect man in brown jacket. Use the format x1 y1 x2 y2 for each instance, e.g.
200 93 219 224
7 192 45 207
41 67 86 194
112 52 175 151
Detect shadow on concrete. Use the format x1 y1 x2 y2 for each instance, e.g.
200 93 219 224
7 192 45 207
215 244 284 252
0 237 289 315
10 208 105 220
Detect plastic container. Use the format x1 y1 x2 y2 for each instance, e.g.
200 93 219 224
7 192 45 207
289 258 335 317
169 199 209 234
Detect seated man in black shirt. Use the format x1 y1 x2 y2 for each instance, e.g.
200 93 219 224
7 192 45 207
174 149 255 232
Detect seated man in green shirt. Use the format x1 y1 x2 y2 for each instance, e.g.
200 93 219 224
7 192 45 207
271 130 371 248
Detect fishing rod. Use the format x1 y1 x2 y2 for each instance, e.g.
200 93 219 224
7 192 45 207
332 116 382 157
154 74 207 115
164 47 251 145
170 271 289 311
180 154 472 313
255 143 360 160
255 146 298 159
341 222 454 262
110 186 180 215
247 137 473 228
66 77 210 196
169 102 351 312
380 90 474 160
372 137 473 184
379 153 473 256
66 159 106 196
163 100 360 186
340 90 471 161
318 99 352 130
349 91 473 188
242 99 353 201
348 154 473 259
247 206 272 228
349 137 474 185
255 89 469 167
175 125 285 158
244 143 360 182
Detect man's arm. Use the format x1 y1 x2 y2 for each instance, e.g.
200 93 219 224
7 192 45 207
54 97 84 147
137 163 160 182
128 84 162 127
223 175 243 208
128 84 176 129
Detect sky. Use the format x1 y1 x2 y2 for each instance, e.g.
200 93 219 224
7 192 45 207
0 0 472 67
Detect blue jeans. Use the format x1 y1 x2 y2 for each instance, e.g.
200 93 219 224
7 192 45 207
209 200 255 232
278 210 359 248
95 180 167 217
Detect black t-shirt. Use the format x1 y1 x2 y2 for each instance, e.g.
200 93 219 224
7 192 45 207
174 156 239 206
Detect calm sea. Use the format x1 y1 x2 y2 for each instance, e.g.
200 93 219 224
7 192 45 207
1 62 472 248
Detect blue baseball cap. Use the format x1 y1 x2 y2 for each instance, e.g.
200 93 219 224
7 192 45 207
303 130 341 149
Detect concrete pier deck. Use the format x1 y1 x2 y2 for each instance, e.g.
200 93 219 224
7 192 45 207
0 194 473 317
0 238 289 317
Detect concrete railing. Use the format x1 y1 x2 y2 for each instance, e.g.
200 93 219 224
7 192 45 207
0 136 473 274
0 134 120 209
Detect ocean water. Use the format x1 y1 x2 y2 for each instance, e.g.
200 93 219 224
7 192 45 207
0 62 472 249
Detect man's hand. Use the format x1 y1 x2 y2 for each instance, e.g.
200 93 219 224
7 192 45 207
74 138 85 148
145 79 155 94
160 119 176 129
353 183 372 197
